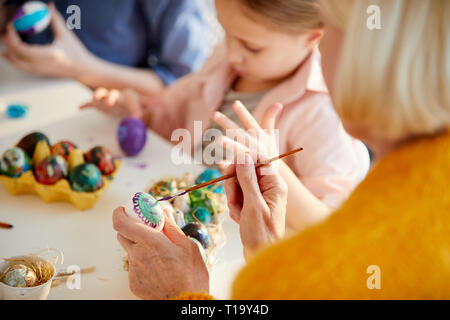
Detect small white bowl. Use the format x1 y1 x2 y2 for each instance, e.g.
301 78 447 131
0 256 56 300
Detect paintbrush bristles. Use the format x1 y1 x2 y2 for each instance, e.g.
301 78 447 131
156 147 303 202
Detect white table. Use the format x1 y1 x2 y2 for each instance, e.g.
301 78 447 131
0 66 245 299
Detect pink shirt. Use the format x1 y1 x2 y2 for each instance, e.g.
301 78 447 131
145 43 370 208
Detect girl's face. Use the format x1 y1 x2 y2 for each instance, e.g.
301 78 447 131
216 0 321 84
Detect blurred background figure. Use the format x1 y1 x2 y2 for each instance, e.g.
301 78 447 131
0 0 213 96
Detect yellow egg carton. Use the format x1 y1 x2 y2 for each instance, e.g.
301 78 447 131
0 137 122 210
0 160 121 211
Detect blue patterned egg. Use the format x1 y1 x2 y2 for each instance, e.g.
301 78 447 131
0 147 31 178
195 169 224 194
182 222 212 249
69 163 103 192
126 192 165 231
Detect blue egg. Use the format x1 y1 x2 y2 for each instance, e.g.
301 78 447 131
195 169 224 194
185 206 213 224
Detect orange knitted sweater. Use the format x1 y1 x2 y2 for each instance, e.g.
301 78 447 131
176 131 450 300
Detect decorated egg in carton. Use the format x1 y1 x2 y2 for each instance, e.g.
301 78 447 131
146 169 228 269
0 132 121 210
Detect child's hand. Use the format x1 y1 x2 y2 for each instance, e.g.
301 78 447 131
80 88 144 118
213 100 283 169
1 3 91 79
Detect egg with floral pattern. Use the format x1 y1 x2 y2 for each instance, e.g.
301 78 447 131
126 192 165 231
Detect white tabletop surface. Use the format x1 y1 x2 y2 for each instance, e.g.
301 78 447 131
0 58 245 300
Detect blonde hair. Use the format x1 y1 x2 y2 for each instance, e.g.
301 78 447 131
322 0 450 140
239 0 323 33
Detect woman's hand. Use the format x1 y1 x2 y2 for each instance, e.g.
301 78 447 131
212 100 288 258
1 3 92 79
113 207 209 300
79 88 144 118
225 153 288 260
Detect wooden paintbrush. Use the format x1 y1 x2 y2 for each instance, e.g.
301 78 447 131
157 147 303 202
0 222 13 229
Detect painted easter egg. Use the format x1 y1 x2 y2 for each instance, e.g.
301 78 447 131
118 117 147 157
195 169 224 194
16 131 50 158
85 146 115 175
182 222 212 249
185 206 214 224
51 140 78 161
11 1 51 35
0 147 31 178
126 192 165 231
1 264 37 288
189 189 222 216
69 163 103 192
34 155 68 185
148 179 178 199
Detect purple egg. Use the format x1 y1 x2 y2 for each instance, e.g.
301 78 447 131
118 117 147 157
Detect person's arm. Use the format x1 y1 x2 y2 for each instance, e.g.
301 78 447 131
75 54 164 96
212 101 332 232
139 0 209 85
1 3 163 96
279 161 331 232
